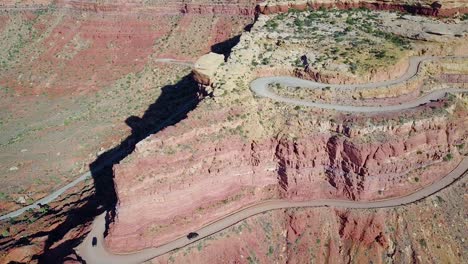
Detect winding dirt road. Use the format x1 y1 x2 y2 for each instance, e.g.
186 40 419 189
76 157 468 264
251 56 467 112
154 58 194 67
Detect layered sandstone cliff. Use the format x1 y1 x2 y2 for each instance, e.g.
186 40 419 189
257 0 468 16
108 94 467 252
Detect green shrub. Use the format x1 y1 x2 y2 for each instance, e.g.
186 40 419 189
265 20 279 30
294 18 304 28
349 62 357 74
419 238 427 248
267 245 274 256
443 153 453 161
1 229 9 237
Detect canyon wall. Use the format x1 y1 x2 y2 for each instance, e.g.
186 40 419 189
0 0 256 16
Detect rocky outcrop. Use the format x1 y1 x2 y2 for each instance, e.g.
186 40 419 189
256 0 468 17
192 52 225 86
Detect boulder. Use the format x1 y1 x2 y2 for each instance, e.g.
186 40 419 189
192 52 224 86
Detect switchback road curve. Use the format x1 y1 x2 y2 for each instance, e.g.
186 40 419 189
251 56 467 112
76 157 468 264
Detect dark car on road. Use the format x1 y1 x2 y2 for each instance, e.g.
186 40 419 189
92 237 98 247
187 232 199 240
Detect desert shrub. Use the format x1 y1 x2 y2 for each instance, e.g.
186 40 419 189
294 18 304 28
443 153 453 161
419 239 427 248
349 62 357 74
265 20 279 30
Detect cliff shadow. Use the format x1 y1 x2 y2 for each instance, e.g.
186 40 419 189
211 19 255 61
31 74 203 263
211 35 241 61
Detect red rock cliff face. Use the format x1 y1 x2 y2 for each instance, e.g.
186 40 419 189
108 105 467 252
256 0 468 17
31 0 257 16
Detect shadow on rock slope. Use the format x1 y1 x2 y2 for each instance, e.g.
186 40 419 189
210 22 254 61
28 74 204 263
211 35 241 61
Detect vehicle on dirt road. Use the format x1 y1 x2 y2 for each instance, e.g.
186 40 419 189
187 232 199 240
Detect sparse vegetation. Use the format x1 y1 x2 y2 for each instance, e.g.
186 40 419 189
247 251 259 264
259 8 412 76
1 229 10 238
419 238 427 248
267 245 274 256
443 153 453 161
